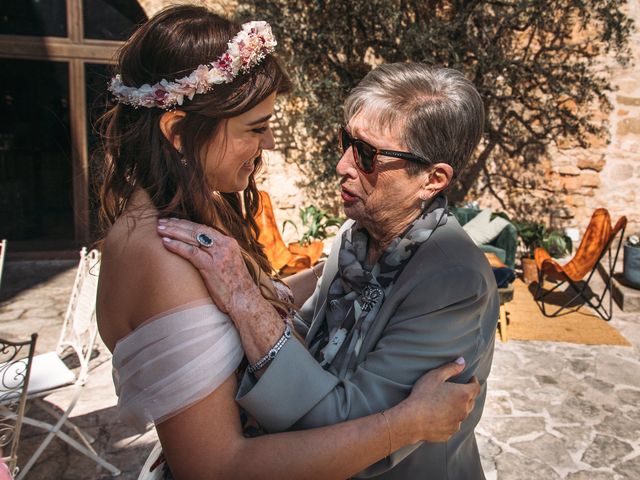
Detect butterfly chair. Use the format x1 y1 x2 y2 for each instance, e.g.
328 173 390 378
16 248 120 478
0 239 6 292
0 333 38 478
255 191 312 274
534 208 627 321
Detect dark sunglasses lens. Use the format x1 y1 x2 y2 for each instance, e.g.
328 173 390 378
340 128 351 154
355 141 375 173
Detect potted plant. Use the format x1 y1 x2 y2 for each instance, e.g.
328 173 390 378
623 234 640 289
283 205 343 265
514 221 572 284
541 230 573 259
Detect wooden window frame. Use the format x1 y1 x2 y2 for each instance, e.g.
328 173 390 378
0 0 124 244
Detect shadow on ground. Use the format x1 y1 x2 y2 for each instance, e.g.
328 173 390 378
0 261 76 303
17 402 154 479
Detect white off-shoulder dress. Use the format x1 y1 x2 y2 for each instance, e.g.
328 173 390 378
112 299 244 479
112 281 294 479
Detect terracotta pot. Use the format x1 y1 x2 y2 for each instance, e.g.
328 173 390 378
288 240 324 265
521 257 538 284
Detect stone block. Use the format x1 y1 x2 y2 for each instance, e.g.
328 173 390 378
615 456 640 480
611 273 640 312
496 452 562 480
577 156 605 172
580 171 600 188
617 109 629 116
585 132 607 148
563 176 581 191
596 414 640 440
513 433 575 471
557 165 581 176
610 163 636 181
581 434 633 468
617 117 640 135
616 95 640 106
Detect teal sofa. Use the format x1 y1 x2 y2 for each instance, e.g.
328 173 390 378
450 207 518 269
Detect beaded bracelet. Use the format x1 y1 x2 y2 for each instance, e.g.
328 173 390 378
247 324 292 374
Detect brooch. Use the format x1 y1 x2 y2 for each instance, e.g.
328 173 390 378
360 284 383 311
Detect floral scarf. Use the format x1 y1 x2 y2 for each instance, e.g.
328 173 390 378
308 196 448 378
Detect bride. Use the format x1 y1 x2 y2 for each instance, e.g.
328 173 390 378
96 5 479 479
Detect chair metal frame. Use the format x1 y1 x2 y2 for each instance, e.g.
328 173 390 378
16 248 121 478
0 333 38 477
534 214 626 321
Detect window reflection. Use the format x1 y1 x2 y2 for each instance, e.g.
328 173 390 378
83 0 146 41
0 59 73 242
86 63 111 240
0 1 67 37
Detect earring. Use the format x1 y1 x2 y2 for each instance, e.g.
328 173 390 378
177 147 187 167
419 192 430 210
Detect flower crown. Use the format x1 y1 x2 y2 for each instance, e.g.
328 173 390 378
108 21 277 109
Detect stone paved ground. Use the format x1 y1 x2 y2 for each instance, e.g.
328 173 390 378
0 260 639 479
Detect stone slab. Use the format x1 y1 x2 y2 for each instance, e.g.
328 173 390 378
612 273 640 312
596 263 640 313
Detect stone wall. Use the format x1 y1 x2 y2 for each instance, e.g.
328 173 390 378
474 0 640 241
138 0 237 16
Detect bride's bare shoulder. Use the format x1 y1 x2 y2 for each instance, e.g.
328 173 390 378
98 211 210 340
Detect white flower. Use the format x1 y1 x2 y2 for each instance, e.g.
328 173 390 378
108 21 277 109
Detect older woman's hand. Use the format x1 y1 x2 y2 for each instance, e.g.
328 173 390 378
157 218 258 315
389 358 480 445
157 217 287 372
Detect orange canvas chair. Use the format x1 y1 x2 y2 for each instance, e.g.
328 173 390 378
255 191 311 274
534 208 626 321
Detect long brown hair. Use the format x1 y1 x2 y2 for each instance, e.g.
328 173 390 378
98 5 291 277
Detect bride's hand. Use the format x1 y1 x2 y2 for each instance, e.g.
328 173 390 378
157 218 259 314
393 358 480 444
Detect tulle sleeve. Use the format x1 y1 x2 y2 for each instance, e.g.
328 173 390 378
111 300 244 432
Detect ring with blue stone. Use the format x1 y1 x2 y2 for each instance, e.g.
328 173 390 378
196 232 214 248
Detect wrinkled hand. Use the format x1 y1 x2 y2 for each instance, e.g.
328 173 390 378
157 218 259 315
403 358 480 443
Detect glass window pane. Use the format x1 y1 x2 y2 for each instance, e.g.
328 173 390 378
0 59 73 243
85 63 111 240
83 0 146 41
0 1 67 37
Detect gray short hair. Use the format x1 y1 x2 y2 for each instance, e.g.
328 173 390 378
343 63 484 178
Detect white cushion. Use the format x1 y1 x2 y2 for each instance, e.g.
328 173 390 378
27 352 76 394
0 351 74 400
463 209 510 245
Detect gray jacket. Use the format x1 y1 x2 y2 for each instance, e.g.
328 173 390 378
237 215 499 479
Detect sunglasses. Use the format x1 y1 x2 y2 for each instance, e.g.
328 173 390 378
339 126 429 174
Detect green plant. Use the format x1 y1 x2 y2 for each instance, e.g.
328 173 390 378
514 221 546 258
542 230 573 259
282 205 343 246
514 221 572 259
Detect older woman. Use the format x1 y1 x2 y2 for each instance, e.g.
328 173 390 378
158 63 497 479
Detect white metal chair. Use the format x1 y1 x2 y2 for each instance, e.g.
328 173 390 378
0 239 6 293
17 248 121 478
0 333 38 478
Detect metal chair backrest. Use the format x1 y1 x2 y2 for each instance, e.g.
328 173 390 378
56 248 101 385
0 333 38 475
